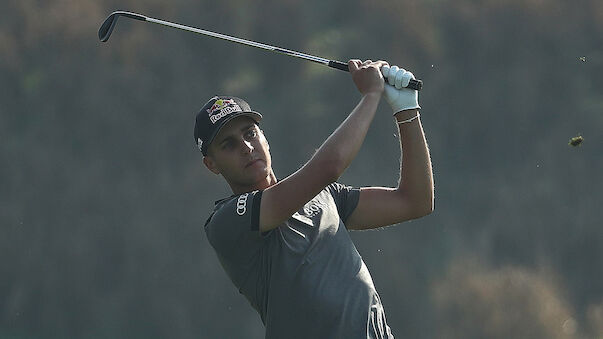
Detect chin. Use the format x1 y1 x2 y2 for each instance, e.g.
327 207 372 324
252 169 270 182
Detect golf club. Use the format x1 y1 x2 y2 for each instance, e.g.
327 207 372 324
99 11 423 91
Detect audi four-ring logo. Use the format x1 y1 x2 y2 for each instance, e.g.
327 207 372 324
237 193 249 216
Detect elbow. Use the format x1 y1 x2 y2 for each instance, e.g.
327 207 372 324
397 190 434 220
414 202 433 218
426 194 435 215
420 183 435 216
414 192 434 218
424 198 435 216
425 188 435 214
423 189 435 215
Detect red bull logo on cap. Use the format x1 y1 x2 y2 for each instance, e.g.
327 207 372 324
207 98 242 124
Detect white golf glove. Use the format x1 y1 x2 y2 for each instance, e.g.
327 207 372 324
381 65 420 114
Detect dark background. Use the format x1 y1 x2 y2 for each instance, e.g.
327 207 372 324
1 0 602 338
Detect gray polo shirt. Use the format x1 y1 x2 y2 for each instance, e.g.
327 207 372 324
204 182 394 339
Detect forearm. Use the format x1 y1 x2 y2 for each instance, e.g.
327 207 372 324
311 93 381 179
395 109 434 212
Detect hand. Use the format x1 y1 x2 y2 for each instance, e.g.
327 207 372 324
381 65 420 114
348 59 388 96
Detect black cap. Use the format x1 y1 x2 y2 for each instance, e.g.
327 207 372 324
194 96 262 155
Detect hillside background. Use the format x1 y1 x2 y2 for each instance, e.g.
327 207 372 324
1 0 602 338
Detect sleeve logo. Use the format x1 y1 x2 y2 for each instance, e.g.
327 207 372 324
303 200 325 218
236 193 249 216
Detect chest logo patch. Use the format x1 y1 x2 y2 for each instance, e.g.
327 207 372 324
236 193 249 216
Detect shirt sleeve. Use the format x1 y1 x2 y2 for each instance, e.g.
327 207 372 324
326 182 360 224
204 190 267 266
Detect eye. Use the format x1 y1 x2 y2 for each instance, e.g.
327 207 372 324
245 129 258 139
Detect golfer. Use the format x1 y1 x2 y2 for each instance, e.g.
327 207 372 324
196 60 434 338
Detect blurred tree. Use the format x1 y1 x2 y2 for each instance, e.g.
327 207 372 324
1 0 601 338
432 259 577 339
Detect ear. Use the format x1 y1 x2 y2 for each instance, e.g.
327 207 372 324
203 155 221 175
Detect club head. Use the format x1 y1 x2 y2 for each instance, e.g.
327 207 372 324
98 11 147 42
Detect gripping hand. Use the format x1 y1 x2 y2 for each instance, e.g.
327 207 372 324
381 65 420 114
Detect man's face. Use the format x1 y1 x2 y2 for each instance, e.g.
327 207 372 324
203 116 272 190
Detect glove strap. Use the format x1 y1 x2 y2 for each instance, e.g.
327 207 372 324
396 112 420 125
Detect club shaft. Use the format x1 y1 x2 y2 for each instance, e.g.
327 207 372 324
146 17 330 66
100 11 423 90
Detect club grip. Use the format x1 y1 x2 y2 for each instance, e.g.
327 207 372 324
328 60 351 72
328 60 423 91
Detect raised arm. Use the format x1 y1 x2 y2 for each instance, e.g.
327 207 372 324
258 60 388 232
346 66 434 230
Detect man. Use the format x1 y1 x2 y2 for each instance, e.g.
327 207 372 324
195 60 434 338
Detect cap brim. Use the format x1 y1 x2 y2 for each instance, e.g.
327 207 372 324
203 111 262 154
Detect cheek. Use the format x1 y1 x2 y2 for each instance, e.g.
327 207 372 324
260 139 271 158
214 153 239 172
259 134 269 150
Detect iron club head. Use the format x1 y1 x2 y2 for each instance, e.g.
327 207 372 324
99 11 147 42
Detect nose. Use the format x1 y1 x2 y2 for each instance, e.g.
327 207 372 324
241 139 254 153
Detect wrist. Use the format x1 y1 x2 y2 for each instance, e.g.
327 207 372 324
362 92 382 100
361 92 382 105
394 109 419 121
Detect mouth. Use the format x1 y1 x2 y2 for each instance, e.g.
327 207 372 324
245 159 263 168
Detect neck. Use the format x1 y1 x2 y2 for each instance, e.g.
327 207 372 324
230 170 278 195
